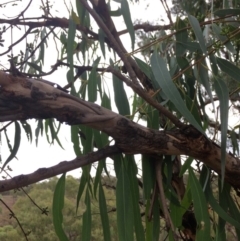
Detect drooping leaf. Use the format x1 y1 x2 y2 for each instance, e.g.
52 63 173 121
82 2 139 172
52 173 68 241
82 188 92 241
178 41 202 53
213 77 229 187
189 167 211 241
150 51 204 134
205 180 240 230
152 196 160 241
116 161 134 241
76 173 87 212
67 15 76 83
98 28 106 59
35 119 43 146
101 92 112 110
175 17 188 56
99 184 112 241
2 121 21 170
20 120 32 143
188 14 207 53
126 156 145 241
27 62 43 73
88 56 101 102
217 57 240 83
212 24 236 54
179 157 193 177
110 7 122 16
214 8 240 17
194 58 214 108
121 0 135 49
71 125 81 156
112 64 130 116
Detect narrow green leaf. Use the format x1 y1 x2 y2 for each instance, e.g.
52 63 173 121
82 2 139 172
195 58 214 108
178 41 202 53
76 174 87 212
67 16 76 83
80 126 93 155
145 199 153 241
121 0 135 49
205 182 240 229
112 65 130 116
134 57 153 81
212 24 236 54
188 15 207 53
213 78 229 187
99 185 112 241
76 0 84 23
20 121 32 143
180 184 192 217
189 168 211 241
27 62 43 73
76 0 89 27
135 57 164 99
151 52 204 134
217 57 240 83
214 8 240 17
38 28 46 64
113 153 122 178
116 162 134 241
209 54 218 75
2 121 21 170
93 129 104 197
101 92 112 110
71 125 81 156
52 174 68 241
185 96 202 126
35 119 43 146
127 156 145 241
82 189 92 241
110 7 122 16
175 17 188 56
88 57 101 102
152 197 160 241
170 200 182 228
98 28 106 59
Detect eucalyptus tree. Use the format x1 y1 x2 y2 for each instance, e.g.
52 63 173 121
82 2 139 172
1 0 240 240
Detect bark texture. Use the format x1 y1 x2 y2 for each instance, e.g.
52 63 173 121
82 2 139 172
0 71 240 189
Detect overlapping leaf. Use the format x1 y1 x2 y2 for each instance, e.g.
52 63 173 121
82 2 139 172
151 52 204 133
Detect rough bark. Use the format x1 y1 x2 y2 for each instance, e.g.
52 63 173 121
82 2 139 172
0 71 240 189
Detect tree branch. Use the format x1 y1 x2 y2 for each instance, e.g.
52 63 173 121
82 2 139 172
0 145 121 192
1 72 240 188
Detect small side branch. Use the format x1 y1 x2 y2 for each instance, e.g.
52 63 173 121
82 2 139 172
0 145 121 192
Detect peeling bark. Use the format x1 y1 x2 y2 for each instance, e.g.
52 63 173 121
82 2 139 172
0 71 240 189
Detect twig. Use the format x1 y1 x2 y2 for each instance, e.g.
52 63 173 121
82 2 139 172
0 198 29 241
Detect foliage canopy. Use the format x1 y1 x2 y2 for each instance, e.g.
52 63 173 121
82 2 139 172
1 0 240 240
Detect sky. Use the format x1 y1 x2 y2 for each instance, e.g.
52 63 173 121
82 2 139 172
0 0 168 179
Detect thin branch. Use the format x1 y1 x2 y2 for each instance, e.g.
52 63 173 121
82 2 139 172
0 145 121 192
0 27 32 56
109 66 185 128
2 169 49 215
19 27 56 68
0 198 29 241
